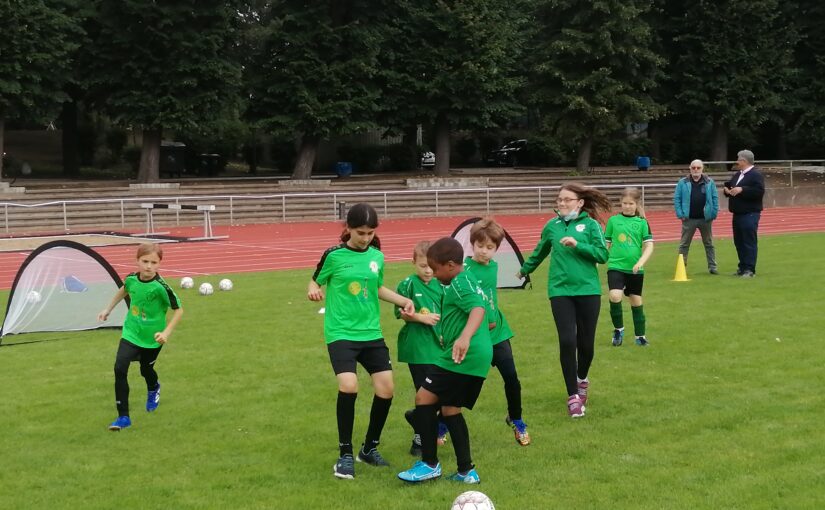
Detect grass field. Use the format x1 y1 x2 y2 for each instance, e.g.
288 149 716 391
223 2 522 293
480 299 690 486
1 234 823 509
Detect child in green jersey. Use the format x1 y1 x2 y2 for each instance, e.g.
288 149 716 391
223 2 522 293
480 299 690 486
395 240 450 455
98 243 183 431
465 218 530 446
308 203 414 480
398 237 493 485
518 183 610 419
605 187 654 347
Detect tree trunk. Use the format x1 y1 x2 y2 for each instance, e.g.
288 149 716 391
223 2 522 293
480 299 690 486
576 135 593 173
61 100 80 177
402 124 418 148
433 114 450 177
0 117 5 181
292 134 320 179
710 115 728 163
137 128 161 183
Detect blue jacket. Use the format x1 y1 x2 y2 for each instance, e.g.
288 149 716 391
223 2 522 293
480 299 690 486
674 174 719 221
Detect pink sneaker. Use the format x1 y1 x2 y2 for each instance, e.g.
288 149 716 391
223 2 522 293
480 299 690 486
577 379 589 406
567 394 585 418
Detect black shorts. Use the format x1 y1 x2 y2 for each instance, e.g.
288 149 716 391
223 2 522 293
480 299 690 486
607 269 644 297
421 366 485 410
408 363 438 391
327 339 392 375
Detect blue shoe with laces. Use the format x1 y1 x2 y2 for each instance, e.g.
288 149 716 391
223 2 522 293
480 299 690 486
397 460 442 483
109 416 131 431
447 468 480 484
146 383 161 412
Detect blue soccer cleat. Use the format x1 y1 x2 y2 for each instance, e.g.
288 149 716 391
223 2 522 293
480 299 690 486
447 468 481 484
146 383 161 412
109 416 131 431
612 329 624 346
333 454 355 479
635 336 649 347
397 460 442 483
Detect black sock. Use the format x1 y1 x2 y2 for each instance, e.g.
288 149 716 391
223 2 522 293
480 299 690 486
416 404 439 466
443 413 473 474
337 391 357 456
363 395 392 452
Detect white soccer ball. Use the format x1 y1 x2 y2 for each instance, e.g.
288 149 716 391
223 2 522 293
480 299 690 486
218 278 233 291
451 491 495 510
25 290 43 304
198 282 214 295
180 277 194 289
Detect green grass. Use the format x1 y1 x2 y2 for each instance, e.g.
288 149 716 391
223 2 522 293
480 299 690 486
1 234 823 509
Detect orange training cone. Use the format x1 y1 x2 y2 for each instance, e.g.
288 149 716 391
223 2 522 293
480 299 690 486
673 254 690 282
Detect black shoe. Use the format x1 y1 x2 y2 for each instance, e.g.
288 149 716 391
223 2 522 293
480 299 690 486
357 444 390 467
409 436 422 456
740 270 755 278
334 454 355 479
709 268 718 275
732 270 743 276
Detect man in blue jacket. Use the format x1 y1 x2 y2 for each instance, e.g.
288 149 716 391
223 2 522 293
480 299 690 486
674 159 719 274
723 150 765 278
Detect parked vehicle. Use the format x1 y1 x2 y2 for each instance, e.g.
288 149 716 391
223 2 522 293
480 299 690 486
486 139 527 166
421 151 435 168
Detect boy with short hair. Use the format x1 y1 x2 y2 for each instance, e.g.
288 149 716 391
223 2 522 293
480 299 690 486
464 218 530 445
397 237 493 484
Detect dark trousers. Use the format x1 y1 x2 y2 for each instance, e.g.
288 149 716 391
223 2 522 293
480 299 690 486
491 340 522 421
549 295 600 397
114 339 162 416
732 212 760 273
678 218 717 271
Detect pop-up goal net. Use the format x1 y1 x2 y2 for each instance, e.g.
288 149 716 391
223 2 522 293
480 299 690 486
1 240 128 342
451 217 530 289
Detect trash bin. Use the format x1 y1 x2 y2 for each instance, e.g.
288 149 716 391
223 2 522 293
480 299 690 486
198 154 221 177
160 141 186 178
636 156 651 172
335 161 353 177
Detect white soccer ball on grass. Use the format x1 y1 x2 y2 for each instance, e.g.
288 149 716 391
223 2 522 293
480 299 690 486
451 491 495 510
25 290 43 304
218 278 233 291
180 277 194 289
199 282 214 296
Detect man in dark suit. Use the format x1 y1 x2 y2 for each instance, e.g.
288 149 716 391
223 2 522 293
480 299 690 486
723 150 765 277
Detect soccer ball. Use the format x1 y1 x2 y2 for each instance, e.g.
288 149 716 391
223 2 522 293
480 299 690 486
25 290 42 304
199 282 214 295
218 278 233 291
451 491 495 510
180 277 194 289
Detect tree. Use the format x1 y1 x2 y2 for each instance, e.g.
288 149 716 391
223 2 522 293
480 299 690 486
0 0 80 179
529 0 663 172
671 0 796 161
245 1 386 179
89 1 241 182
791 2 825 145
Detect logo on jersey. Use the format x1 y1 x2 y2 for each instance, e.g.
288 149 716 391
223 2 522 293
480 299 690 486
576 224 586 232
348 281 362 295
369 261 379 273
420 307 431 314
618 233 627 243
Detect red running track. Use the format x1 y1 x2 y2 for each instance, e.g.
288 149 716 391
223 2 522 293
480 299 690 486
0 205 823 289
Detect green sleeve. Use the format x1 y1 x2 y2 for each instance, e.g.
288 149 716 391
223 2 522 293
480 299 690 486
575 220 609 263
520 223 553 275
394 278 411 319
604 216 614 242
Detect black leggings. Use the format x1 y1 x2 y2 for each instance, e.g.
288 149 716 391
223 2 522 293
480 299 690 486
492 340 522 420
114 339 162 416
550 295 601 396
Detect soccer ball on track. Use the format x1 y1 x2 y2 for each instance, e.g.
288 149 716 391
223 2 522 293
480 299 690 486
218 278 233 291
451 491 495 510
180 277 194 289
199 282 214 295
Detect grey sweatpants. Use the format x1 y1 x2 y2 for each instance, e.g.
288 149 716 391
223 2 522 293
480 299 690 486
678 218 717 271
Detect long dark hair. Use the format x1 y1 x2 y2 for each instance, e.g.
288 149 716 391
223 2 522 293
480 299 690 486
560 182 612 224
340 202 381 249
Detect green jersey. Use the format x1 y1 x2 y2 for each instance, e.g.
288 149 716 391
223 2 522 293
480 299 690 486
605 214 653 273
122 273 180 349
520 212 608 298
395 275 443 364
463 257 513 345
435 269 493 379
313 244 385 344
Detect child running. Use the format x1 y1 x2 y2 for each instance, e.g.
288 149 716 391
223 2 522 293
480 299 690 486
518 183 610 418
307 203 414 480
464 218 530 446
98 242 183 431
605 187 654 346
395 241 450 455
398 237 493 484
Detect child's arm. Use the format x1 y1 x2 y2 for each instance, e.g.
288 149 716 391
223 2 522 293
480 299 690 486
154 307 183 344
519 224 553 277
307 279 324 301
378 286 414 316
633 241 654 274
452 306 485 364
98 286 127 322
401 312 441 326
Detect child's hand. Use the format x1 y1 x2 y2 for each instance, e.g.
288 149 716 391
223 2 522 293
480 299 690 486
419 313 440 326
632 262 643 274
560 236 578 247
452 337 470 364
97 310 109 322
307 281 324 301
154 331 168 344
401 299 415 316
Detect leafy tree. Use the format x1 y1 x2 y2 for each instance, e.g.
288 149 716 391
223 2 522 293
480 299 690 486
529 0 663 172
89 1 241 182
671 0 796 161
0 0 80 179
792 2 825 145
245 1 386 179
